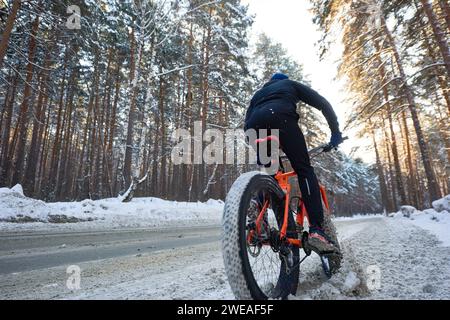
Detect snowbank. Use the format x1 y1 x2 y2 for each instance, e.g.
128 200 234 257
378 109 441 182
389 195 450 247
432 194 450 212
0 185 224 231
334 213 383 221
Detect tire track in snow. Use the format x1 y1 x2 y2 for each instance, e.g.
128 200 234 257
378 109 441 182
347 217 450 299
293 217 450 299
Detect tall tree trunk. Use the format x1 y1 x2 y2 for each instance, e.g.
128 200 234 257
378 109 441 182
36 101 50 196
187 24 194 201
438 0 450 32
107 58 122 196
370 126 390 212
198 8 213 201
158 76 167 197
420 0 450 79
399 111 419 207
123 29 143 189
88 86 100 198
98 49 113 199
57 62 78 200
0 0 21 69
382 17 441 203
76 51 99 199
0 72 18 186
422 27 450 115
382 117 397 211
0 69 13 135
150 109 160 197
374 41 407 204
420 27 450 177
11 14 40 187
387 111 407 204
23 71 48 196
47 46 69 198
36 91 50 192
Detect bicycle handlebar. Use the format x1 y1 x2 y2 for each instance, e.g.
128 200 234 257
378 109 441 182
308 136 349 158
277 137 349 162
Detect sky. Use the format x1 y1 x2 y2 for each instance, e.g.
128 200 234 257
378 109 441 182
241 0 374 163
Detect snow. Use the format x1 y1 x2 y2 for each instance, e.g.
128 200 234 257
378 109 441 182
292 216 450 300
402 205 418 214
394 209 450 247
1 187 450 300
334 213 384 221
389 195 450 247
343 271 361 292
10 184 24 196
1 214 450 299
0 185 224 231
432 194 450 212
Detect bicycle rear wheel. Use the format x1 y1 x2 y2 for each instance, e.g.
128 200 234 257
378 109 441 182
222 172 299 300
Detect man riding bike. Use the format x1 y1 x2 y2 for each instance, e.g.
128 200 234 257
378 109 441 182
244 73 344 255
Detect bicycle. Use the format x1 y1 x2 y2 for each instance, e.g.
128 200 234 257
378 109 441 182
222 135 346 300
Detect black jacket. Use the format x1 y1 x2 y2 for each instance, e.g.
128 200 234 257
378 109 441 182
245 79 340 134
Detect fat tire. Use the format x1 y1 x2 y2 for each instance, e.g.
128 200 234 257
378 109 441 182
321 209 342 273
222 171 299 300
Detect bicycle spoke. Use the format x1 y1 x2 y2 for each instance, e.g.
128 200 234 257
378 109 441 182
246 190 282 296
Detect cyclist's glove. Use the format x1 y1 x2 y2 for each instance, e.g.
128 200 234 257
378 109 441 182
329 132 344 148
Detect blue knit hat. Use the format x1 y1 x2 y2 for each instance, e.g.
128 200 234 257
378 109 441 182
271 73 289 81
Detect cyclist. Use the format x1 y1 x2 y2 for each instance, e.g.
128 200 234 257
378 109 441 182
244 73 344 254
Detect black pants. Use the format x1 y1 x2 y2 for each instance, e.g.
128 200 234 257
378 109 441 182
245 105 324 227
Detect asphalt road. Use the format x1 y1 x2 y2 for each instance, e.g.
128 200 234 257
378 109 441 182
0 225 221 275
1 218 449 300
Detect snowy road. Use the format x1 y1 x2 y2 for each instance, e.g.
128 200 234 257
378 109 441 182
0 217 449 299
0 226 220 275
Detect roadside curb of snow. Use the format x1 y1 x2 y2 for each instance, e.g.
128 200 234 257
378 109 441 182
0 184 224 230
387 194 450 247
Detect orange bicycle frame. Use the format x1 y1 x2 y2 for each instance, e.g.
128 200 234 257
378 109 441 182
252 135 331 249
253 169 330 249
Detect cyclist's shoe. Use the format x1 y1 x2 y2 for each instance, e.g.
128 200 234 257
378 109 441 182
307 226 338 255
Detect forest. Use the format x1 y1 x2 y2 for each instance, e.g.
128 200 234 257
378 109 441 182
0 0 448 214
310 0 449 210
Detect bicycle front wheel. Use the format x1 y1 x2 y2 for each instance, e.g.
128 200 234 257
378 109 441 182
222 171 299 300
